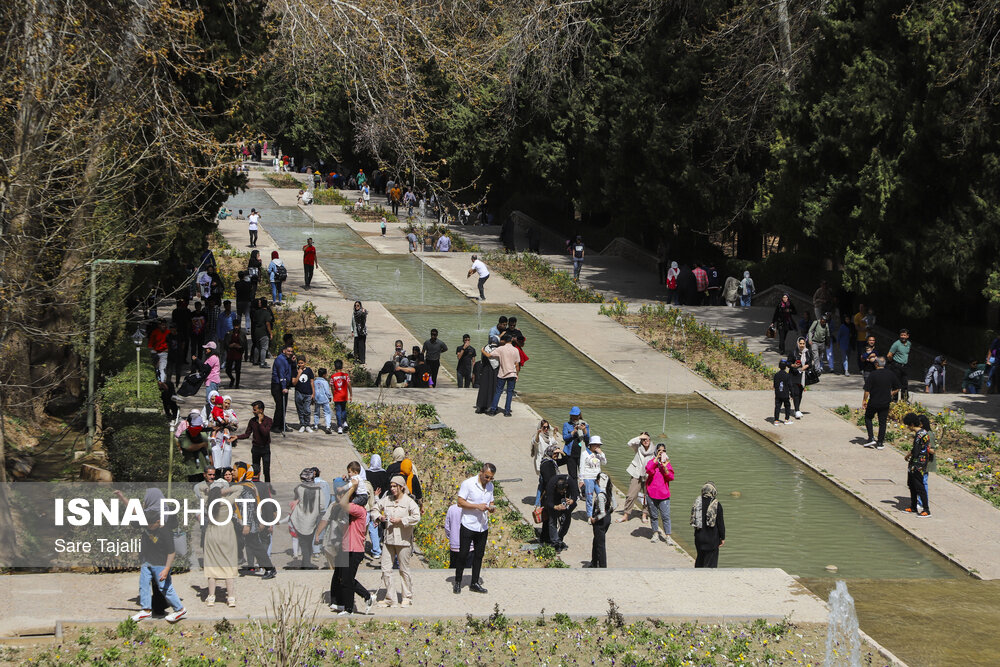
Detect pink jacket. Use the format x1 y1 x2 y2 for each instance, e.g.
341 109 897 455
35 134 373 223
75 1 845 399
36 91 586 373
203 355 221 386
645 458 675 500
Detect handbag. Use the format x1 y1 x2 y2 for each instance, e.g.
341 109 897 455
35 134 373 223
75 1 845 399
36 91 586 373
805 366 821 385
532 506 546 524
766 323 776 339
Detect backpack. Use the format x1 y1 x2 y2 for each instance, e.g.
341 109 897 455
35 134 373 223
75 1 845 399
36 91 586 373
274 264 287 283
191 315 205 335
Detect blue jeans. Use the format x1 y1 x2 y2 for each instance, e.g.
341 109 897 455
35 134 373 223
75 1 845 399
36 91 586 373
335 401 348 428
313 401 332 428
918 473 930 510
491 377 516 414
648 497 671 535
583 478 597 517
740 294 751 307
573 259 583 280
205 382 219 413
138 563 183 611
270 281 282 303
368 516 382 557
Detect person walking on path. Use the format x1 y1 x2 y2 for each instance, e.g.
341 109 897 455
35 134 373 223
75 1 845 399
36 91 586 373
422 329 448 387
223 322 246 389
571 236 585 281
618 432 654 523
148 319 169 382
468 254 490 301
330 360 352 434
963 360 986 394
484 334 519 416
771 293 798 355
271 345 294 433
246 250 262 297
854 302 868 348
813 280 834 322
692 263 709 305
454 464 496 594
578 436 607 518
372 475 421 607
530 420 561 504
773 360 793 425
902 413 934 517
247 209 260 248
925 356 947 394
691 481 725 568
290 468 324 569
196 342 221 414
291 354 316 432
235 401 273 482
543 473 577 551
837 315 852 375
666 261 680 305
862 357 899 449
887 329 912 402
250 297 273 368
456 334 477 388
645 443 675 545
313 368 334 433
787 337 813 419
235 272 254 332
267 251 286 304
586 473 615 568
351 301 368 364
739 271 755 307
126 489 187 623
366 455 389 558
202 484 240 608
302 238 317 288
317 478 373 615
808 313 833 373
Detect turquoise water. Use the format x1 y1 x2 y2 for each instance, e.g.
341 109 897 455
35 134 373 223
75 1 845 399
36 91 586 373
529 400 958 579
390 306 631 395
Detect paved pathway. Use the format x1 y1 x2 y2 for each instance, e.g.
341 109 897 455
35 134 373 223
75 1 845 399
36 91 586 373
0 567 825 636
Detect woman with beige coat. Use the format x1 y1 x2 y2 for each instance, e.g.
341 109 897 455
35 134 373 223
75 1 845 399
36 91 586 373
617 431 656 524
372 475 421 607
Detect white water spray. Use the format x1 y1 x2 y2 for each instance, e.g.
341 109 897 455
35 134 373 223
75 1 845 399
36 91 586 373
824 580 861 667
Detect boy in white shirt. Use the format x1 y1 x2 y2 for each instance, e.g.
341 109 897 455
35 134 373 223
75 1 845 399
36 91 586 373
579 435 607 517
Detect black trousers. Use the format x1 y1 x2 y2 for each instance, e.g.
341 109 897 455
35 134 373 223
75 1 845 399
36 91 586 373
890 362 909 401
252 448 271 483
865 404 889 444
427 359 441 386
391 201 399 216
296 532 316 568
908 469 929 513
477 275 489 300
225 358 242 388
353 335 366 364
695 548 719 568
332 551 369 612
249 230 258 247
590 515 611 567
304 263 314 287
773 396 791 421
244 531 273 570
270 382 287 431
545 510 571 545
777 324 792 354
456 525 487 586
457 368 473 388
375 362 406 387
448 549 474 569
791 383 804 412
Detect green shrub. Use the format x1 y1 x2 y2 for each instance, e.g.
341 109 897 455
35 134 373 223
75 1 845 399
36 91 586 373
103 412 187 482
98 357 161 412
263 172 300 188
312 189 350 205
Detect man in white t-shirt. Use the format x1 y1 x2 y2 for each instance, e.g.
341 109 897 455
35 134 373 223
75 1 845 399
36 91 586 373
454 463 496 595
466 254 490 301
247 209 260 248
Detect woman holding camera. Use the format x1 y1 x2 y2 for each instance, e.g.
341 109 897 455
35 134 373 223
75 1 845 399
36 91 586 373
644 443 675 545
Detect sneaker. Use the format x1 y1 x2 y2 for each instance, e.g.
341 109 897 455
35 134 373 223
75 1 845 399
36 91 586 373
784 420 794 425
794 411 803 419
400 598 412 607
844 371 850 376
261 569 277 580
165 608 187 623
875 443 885 450
329 603 344 612
337 610 352 616
918 511 931 517
773 420 782 426
376 599 395 608
863 441 877 448
337 427 343 434
363 597 374 614
306 426 315 433
298 426 306 433
131 610 152 622
650 533 659 543
206 595 215 607
664 535 675 546
253 567 266 576
903 508 916 513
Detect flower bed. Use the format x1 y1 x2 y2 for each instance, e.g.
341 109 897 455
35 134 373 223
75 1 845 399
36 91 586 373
599 300 774 390
402 221 480 252
347 402 563 568
484 250 604 303
833 401 1000 510
312 189 350 205
4 611 836 666
341 203 399 223
263 172 301 188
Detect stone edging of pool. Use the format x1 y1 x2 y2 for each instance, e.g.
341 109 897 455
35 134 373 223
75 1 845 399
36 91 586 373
696 390 983 581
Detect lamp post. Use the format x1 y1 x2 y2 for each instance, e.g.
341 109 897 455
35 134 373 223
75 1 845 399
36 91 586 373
132 327 144 399
86 258 160 453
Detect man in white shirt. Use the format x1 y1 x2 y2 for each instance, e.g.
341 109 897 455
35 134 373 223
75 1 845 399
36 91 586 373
435 234 451 252
247 210 260 248
467 254 490 301
454 463 496 595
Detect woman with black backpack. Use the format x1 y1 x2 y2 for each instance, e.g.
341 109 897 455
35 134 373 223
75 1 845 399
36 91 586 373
267 251 286 305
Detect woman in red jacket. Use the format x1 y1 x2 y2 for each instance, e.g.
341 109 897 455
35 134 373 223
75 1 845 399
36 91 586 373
644 443 675 546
